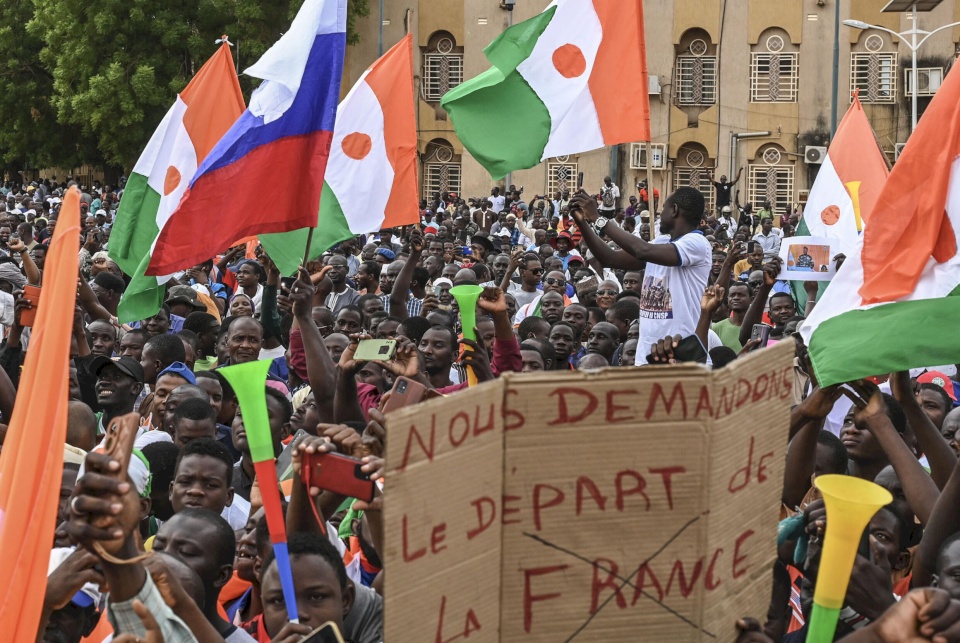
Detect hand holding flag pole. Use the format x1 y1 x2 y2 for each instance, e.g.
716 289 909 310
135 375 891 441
219 360 299 623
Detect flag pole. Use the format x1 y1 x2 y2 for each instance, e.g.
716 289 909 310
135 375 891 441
302 227 315 268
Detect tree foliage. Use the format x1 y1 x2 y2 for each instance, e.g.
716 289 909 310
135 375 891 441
14 0 369 171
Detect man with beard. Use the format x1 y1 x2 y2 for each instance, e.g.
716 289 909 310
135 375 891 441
91 355 144 434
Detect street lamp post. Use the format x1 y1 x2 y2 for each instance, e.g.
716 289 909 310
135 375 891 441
843 5 960 134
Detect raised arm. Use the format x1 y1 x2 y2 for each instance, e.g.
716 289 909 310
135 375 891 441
570 194 679 267
499 248 523 293
914 457 960 587
8 238 39 285
782 387 843 508
290 268 336 424
696 285 724 349
738 260 780 347
715 243 743 289
77 276 113 322
891 370 957 490
846 381 940 525
389 234 423 321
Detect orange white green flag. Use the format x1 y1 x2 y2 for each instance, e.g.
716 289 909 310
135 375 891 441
796 93 889 255
441 0 651 180
109 42 245 323
800 64 960 386
261 34 418 275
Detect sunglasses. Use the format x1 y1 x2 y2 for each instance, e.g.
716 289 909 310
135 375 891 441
545 278 566 286
525 267 544 274
597 289 618 296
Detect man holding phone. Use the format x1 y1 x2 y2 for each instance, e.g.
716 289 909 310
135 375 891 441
570 187 711 365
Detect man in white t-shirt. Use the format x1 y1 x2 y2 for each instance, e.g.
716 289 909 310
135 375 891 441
599 176 620 214
569 187 712 365
490 187 506 213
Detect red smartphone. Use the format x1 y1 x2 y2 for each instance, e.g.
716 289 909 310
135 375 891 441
381 376 428 413
304 451 375 502
20 284 40 327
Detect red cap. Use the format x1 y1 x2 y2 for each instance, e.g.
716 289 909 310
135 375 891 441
918 370 957 401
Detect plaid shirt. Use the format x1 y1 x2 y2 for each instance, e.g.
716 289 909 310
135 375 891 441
380 294 424 318
109 574 197 642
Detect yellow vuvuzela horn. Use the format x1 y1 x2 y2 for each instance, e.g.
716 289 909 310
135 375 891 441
807 474 893 642
449 285 483 387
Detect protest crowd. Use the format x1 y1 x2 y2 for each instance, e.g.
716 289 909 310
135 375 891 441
1 170 955 642
7 0 960 641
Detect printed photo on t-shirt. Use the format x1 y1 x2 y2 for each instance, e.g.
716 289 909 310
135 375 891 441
639 274 673 319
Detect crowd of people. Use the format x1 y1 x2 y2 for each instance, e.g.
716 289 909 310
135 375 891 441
4 173 960 642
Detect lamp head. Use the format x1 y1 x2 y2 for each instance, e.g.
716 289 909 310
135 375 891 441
843 19 872 29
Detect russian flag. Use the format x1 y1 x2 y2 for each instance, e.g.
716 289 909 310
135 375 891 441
147 0 347 275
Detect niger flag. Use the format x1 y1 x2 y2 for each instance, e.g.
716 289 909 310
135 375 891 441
801 64 960 386
0 188 80 640
797 94 889 254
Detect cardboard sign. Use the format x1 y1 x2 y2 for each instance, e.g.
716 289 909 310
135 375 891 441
778 235 838 281
384 340 795 642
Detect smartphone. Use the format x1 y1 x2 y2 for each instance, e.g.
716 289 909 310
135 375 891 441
382 376 428 413
751 324 771 348
280 276 296 291
304 451 375 502
672 335 708 363
577 172 584 189
644 335 708 365
19 284 40 327
302 622 346 643
354 339 397 361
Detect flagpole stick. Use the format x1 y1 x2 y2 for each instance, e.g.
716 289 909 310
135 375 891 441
302 227 315 268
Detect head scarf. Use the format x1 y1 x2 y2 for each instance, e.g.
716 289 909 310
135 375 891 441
0 263 26 289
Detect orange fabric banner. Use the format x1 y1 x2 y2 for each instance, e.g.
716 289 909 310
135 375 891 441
0 187 80 639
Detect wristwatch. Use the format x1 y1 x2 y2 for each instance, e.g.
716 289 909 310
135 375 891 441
594 217 609 234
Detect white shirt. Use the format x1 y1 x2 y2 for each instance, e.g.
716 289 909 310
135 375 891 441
752 231 782 257
635 232 712 365
490 195 506 212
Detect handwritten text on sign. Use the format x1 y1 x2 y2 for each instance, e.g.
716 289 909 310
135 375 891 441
385 340 795 642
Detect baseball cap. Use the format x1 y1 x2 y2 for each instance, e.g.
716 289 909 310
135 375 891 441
91 355 145 383
722 205 732 213
157 361 197 385
567 250 585 265
918 370 958 401
166 285 206 311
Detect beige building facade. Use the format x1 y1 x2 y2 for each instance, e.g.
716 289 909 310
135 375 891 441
344 0 960 214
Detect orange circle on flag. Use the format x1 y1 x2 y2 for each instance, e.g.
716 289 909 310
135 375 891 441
342 133 372 160
820 205 841 226
552 44 587 79
163 166 181 196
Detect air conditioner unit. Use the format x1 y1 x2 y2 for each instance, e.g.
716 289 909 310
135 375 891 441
906 68 943 97
648 75 662 95
804 146 827 165
630 143 666 170
895 143 907 160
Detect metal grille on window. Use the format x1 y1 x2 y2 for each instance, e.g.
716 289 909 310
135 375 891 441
673 167 715 212
750 52 798 102
747 164 794 215
850 52 897 103
423 163 462 198
675 56 717 105
547 162 579 194
423 53 464 102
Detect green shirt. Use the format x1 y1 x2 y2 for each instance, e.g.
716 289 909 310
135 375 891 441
711 318 743 351
758 208 774 221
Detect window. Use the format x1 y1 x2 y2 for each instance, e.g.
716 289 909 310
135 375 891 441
851 53 897 103
675 55 717 106
750 52 799 102
546 159 579 194
673 168 714 213
748 157 794 215
423 162 461 198
422 36 463 102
